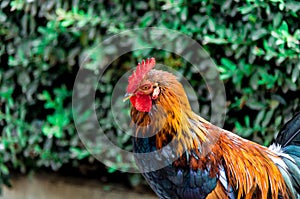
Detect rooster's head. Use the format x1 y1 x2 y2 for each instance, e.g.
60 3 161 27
124 58 189 113
124 58 160 112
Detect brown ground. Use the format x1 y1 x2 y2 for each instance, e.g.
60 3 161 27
0 173 157 199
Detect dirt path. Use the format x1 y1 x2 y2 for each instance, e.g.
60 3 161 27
0 173 157 199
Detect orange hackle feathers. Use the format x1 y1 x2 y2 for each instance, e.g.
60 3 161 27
127 57 156 93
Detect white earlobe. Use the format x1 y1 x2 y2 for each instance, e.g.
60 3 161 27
152 87 160 99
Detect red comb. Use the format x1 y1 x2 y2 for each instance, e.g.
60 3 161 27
127 58 156 93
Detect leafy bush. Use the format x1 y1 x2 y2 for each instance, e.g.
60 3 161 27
0 0 299 193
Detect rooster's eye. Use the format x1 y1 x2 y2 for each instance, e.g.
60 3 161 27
140 84 151 90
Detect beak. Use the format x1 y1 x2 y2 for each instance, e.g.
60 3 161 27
123 93 134 102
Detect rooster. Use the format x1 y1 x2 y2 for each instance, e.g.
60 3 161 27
124 58 300 199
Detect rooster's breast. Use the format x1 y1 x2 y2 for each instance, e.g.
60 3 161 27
133 137 217 199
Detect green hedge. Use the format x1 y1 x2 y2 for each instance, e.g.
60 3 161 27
0 0 300 192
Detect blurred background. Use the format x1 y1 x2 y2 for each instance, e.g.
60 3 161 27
0 0 299 198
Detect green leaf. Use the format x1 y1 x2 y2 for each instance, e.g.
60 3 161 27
238 5 254 14
203 36 228 44
291 66 299 83
279 21 289 32
262 110 274 127
273 13 283 27
251 29 268 41
61 20 74 27
254 110 265 126
221 58 237 71
245 115 250 127
0 164 9 175
108 167 117 173
275 116 282 127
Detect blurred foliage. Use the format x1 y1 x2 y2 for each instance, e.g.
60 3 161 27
0 0 300 193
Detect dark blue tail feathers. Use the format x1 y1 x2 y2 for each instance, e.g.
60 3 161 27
274 112 300 197
275 111 300 147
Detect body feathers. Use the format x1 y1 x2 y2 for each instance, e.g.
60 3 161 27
126 58 300 199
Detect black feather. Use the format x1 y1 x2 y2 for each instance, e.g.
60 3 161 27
275 111 300 147
133 136 217 199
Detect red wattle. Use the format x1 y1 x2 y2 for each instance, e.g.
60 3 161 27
130 95 152 112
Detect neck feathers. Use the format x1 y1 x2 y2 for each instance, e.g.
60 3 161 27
131 79 212 156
